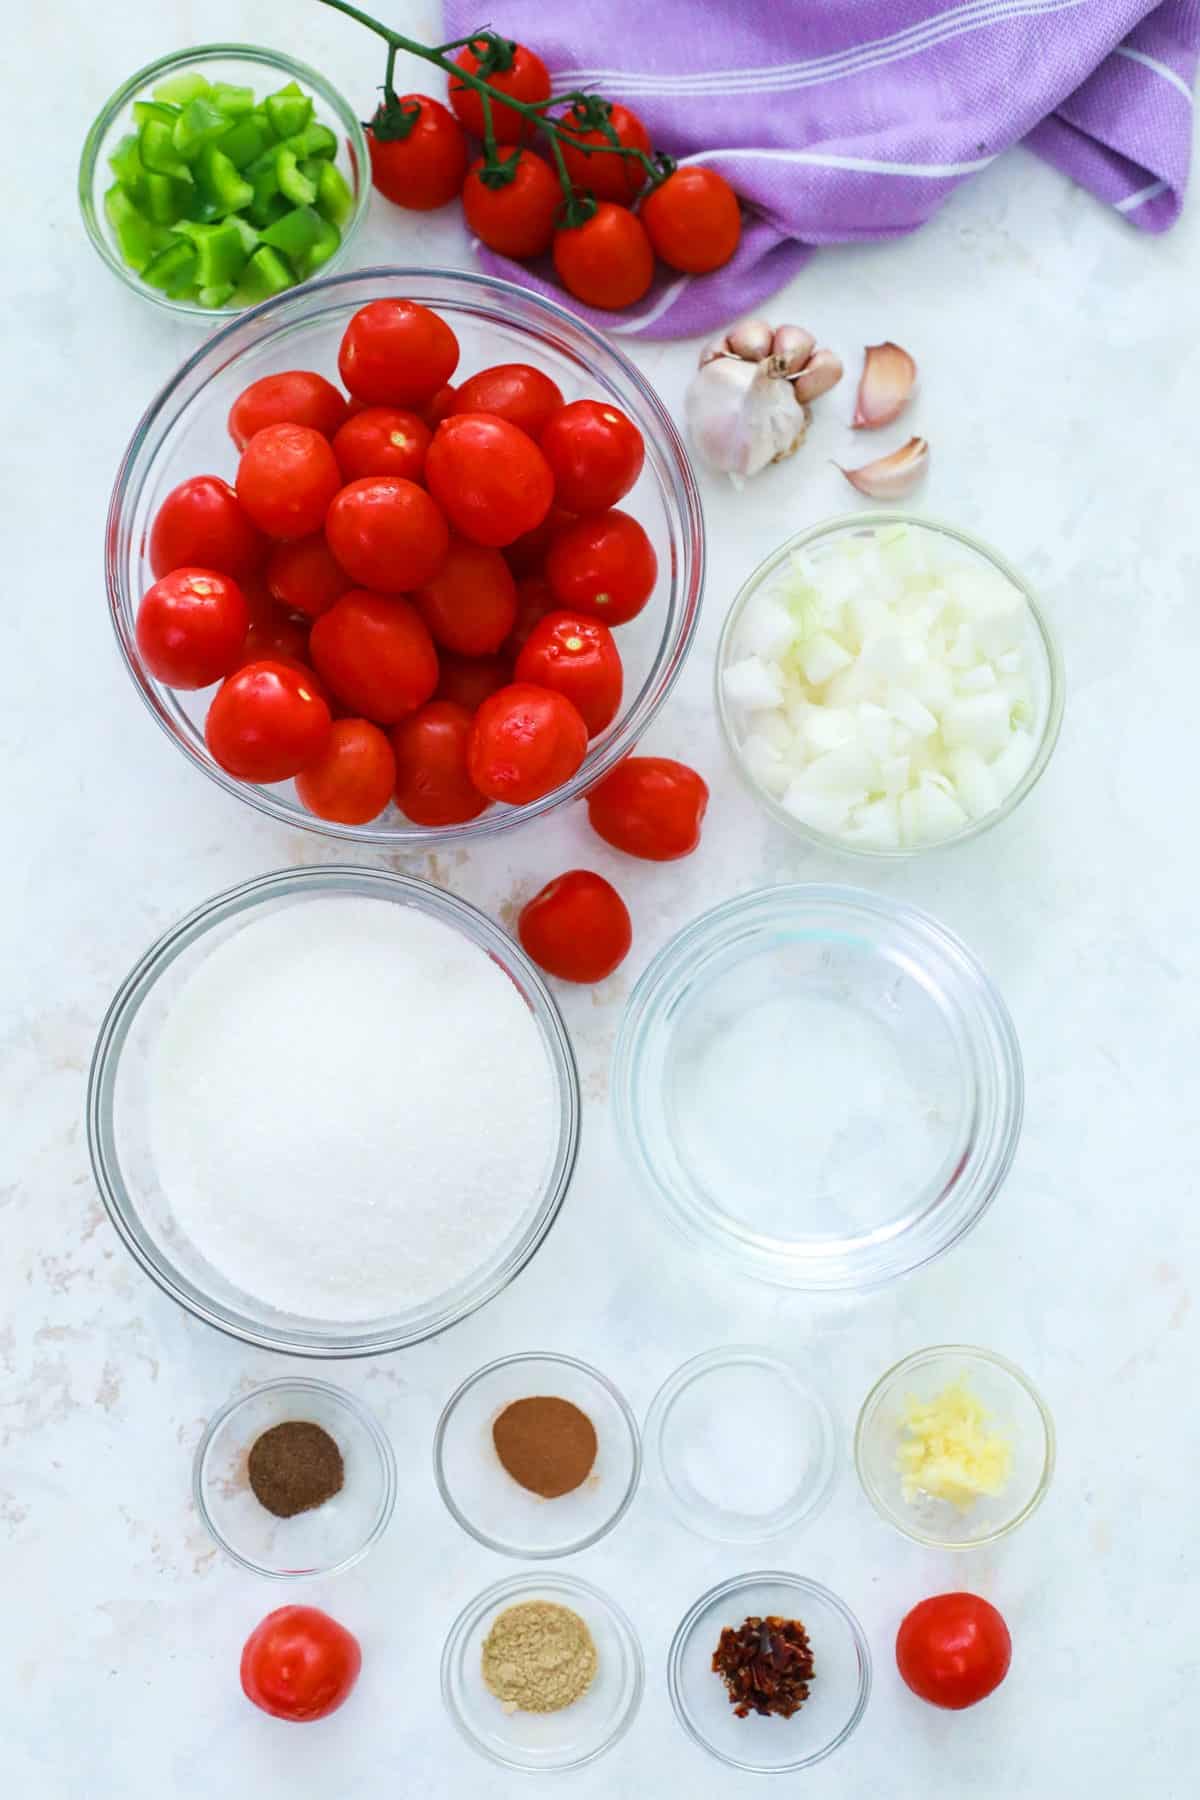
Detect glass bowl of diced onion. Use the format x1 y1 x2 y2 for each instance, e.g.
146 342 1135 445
715 514 1065 857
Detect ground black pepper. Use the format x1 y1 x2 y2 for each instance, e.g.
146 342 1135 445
247 1420 344 1518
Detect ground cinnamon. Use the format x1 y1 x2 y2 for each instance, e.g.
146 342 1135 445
492 1396 598 1498
247 1420 344 1518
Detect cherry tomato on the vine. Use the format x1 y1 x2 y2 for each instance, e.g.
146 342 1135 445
266 535 349 619
425 414 554 548
895 1595 1012 1712
236 425 341 541
240 1606 361 1723
449 40 550 143
324 477 449 592
539 401 644 514
338 299 460 409
468 683 588 805
515 611 623 736
391 700 488 826
546 510 657 625
435 650 512 712
149 475 265 583
205 660 331 783
461 150 560 259
411 537 517 655
452 364 564 439
295 717 397 825
553 202 654 311
309 590 438 724
640 165 742 273
560 102 652 204
136 568 249 690
227 371 348 452
518 869 632 983
331 407 431 484
504 572 557 656
367 94 468 210
586 756 709 860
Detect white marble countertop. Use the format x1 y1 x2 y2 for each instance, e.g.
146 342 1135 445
6 2 1199 1793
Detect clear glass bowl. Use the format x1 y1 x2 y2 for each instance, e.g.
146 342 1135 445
645 1348 835 1542
668 1572 870 1773
106 267 704 843
434 1352 640 1558
441 1572 644 1771
716 512 1065 858
79 44 369 320
86 866 580 1356
193 1378 396 1576
612 883 1023 1292
855 1344 1055 1547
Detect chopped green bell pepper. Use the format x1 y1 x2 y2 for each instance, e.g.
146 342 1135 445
142 171 192 225
238 245 294 303
264 82 313 139
281 121 338 162
314 161 354 229
275 146 316 207
215 115 268 169
198 281 237 309
108 133 146 199
104 185 166 271
133 99 180 129
210 82 255 117
195 144 254 215
260 204 322 259
152 71 212 106
301 214 341 277
141 238 198 294
172 97 231 159
139 118 193 182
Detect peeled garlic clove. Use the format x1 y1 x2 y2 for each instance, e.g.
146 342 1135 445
836 436 929 499
792 347 843 403
726 316 775 361
770 324 816 373
853 341 917 429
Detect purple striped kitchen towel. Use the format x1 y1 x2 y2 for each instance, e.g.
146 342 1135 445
441 0 1200 337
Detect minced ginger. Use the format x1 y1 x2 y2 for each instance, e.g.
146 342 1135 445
897 1382 1012 1511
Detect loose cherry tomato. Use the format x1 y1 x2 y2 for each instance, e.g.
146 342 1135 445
391 700 488 825
518 869 632 982
205 660 331 783
468 683 588 805
266 535 350 619
896 1595 1012 1711
435 650 512 712
553 203 654 310
546 510 657 624
504 506 575 577
236 425 341 540
149 475 265 583
411 537 517 655
295 717 397 825
449 40 550 143
424 383 459 426
640 165 741 273
452 364 564 439
461 150 560 258
539 401 644 514
367 94 468 209
237 607 310 669
240 1606 361 1724
560 102 652 203
504 572 557 656
338 299 460 408
331 407 431 484
310 590 438 723
136 567 249 690
227 371 348 452
324 477 449 592
586 756 708 860
425 414 554 548
516 612 623 736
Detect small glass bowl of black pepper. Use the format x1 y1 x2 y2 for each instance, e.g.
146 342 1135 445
193 1378 396 1578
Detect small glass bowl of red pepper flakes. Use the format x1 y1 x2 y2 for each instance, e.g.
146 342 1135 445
667 1573 870 1773
78 43 369 320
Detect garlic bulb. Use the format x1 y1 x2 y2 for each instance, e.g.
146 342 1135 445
685 319 843 483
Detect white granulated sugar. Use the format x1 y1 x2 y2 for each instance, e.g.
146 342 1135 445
149 896 557 1321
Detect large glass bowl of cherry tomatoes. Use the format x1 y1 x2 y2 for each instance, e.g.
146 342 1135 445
106 266 705 841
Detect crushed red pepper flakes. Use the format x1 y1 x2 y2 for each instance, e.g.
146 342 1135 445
712 1614 815 1719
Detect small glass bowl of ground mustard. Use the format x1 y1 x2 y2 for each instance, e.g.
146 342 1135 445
433 1352 641 1558
193 1377 396 1577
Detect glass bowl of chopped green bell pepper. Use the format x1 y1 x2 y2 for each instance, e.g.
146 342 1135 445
79 44 369 319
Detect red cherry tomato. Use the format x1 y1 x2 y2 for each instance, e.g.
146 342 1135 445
435 650 512 712
411 537 517 655
237 607 310 669
640 166 741 273
546 510 657 625
539 401 644 514
425 414 554 548
516 612 623 736
452 364 564 439
309 590 438 723
504 506 575 577
136 568 249 690
236 425 341 540
149 475 265 583
896 1595 1012 1711
366 94 468 209
266 535 350 619
468 683 588 805
461 151 560 258
518 869 632 982
338 300 460 408
240 1606 361 1724
205 660 331 783
294 717 397 825
391 700 488 825
324 477 449 592
586 756 708 860
553 203 654 311
504 572 557 656
449 40 550 143
560 102 652 203
227 371 348 452
331 408 431 484
424 383 459 426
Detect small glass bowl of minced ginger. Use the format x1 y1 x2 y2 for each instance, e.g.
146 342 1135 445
854 1345 1055 1547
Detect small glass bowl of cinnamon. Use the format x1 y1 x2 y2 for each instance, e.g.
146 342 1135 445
433 1352 641 1558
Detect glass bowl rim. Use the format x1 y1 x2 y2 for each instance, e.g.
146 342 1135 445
666 1569 872 1772
78 41 371 320
86 865 581 1357
714 508 1066 859
853 1341 1056 1547
440 1568 645 1771
432 1350 642 1559
191 1375 398 1578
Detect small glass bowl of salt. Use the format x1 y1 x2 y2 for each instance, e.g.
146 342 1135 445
644 1348 836 1542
